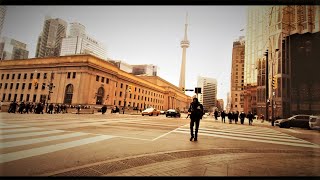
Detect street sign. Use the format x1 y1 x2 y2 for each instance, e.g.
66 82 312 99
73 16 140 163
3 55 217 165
185 89 194 91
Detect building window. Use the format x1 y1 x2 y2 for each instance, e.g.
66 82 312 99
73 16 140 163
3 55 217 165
120 91 122 97
126 84 128 89
42 83 46 90
235 105 237 107
96 75 99 81
16 83 19 90
30 73 34 79
12 74 15 80
35 83 38 90
0 83 2 89
235 98 238 102
2 93 6 101
26 94 30 102
6 74 9 79
20 94 24 102
44 73 47 79
24 73 27 79
68 72 71 79
139 88 140 93
118 101 121 106
134 95 136 99
33 94 37 102
135 87 137 92
72 72 76 79
4 83 8 89
138 95 140 100
18 73 21 79
101 77 104 83
28 83 32 90
121 83 123 88
114 100 116 105
106 78 109 84
8 94 11 101
130 94 132 98
51 73 55 80
115 92 117 96
21 83 25 90
13 94 17 102
37 73 40 79
1 74 3 80
10 83 13 89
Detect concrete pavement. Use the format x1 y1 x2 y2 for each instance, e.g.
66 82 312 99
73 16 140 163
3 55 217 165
0 112 319 176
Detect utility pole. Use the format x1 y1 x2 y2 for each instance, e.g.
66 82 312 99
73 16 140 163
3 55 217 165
264 50 269 121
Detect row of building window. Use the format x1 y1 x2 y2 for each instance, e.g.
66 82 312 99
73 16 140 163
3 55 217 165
116 82 164 99
96 75 110 84
2 93 41 103
113 100 163 110
0 83 47 90
114 91 163 104
1 73 55 80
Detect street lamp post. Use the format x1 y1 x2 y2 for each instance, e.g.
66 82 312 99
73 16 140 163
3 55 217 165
271 49 279 126
264 50 269 122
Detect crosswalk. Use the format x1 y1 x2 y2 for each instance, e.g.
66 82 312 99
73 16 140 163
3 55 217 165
173 126 320 149
0 116 181 164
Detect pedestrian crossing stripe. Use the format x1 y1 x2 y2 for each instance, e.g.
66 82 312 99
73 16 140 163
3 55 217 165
197 127 304 141
0 132 88 148
0 130 65 140
174 128 320 149
0 135 113 164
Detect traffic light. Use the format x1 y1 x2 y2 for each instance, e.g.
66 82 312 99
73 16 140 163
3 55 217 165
182 87 185 92
272 76 277 89
128 85 132 93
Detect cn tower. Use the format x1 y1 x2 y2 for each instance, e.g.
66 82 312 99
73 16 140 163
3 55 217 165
179 13 189 92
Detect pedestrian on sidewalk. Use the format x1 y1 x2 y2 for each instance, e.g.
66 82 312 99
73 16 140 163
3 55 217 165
214 110 218 120
221 110 226 123
234 111 239 124
228 111 233 124
101 105 107 114
240 112 246 124
188 97 204 142
247 111 254 125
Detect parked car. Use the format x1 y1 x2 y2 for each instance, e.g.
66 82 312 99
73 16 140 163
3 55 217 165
160 110 165 115
166 109 181 118
309 115 320 130
142 108 160 116
275 115 311 129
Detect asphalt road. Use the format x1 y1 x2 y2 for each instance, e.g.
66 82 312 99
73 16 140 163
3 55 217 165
0 112 319 176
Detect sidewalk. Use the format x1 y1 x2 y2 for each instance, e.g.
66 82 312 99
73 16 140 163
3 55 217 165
43 148 320 176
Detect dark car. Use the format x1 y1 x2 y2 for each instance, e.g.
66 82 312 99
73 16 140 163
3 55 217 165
274 115 311 129
166 109 181 118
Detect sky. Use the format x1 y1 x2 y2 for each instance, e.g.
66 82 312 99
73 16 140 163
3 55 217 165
2 6 247 108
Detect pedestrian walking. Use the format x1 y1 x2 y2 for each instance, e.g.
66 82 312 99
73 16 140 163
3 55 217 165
76 104 81 114
228 111 233 124
221 110 226 123
214 110 218 120
240 112 246 125
234 111 239 124
49 103 54 114
101 105 107 114
247 111 254 125
25 102 30 114
188 97 204 142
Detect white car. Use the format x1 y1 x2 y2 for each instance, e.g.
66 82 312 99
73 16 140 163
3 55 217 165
309 116 320 130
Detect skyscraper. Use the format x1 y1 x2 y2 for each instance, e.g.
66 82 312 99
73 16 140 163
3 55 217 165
60 22 107 60
179 13 189 91
246 6 320 118
197 76 217 112
230 36 245 113
0 6 6 38
35 16 67 58
0 36 29 60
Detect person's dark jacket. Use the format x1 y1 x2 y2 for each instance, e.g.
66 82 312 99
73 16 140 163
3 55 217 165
188 102 204 120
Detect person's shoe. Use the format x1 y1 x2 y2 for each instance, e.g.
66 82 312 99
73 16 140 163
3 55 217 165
190 136 194 141
194 138 197 141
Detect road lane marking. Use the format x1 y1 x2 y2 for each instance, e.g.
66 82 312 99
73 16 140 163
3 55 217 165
0 127 46 133
0 132 88 148
0 135 113 164
0 130 65 140
176 128 309 144
152 124 189 141
174 130 320 149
